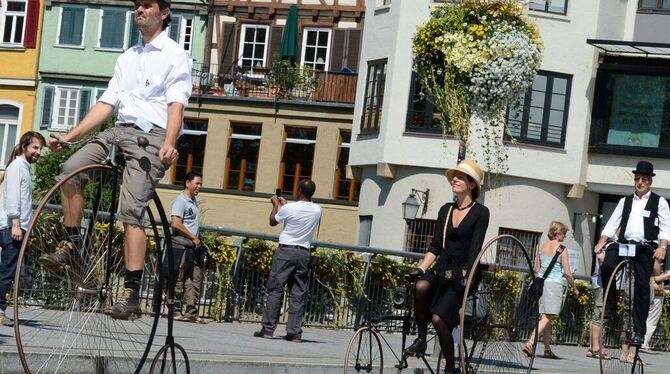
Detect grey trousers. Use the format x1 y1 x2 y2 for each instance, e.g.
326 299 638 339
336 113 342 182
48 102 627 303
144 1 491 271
260 245 311 337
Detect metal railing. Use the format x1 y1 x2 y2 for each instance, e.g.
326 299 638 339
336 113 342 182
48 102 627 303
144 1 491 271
191 63 358 104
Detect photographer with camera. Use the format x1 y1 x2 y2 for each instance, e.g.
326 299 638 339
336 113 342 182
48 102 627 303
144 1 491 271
404 160 489 374
253 180 321 343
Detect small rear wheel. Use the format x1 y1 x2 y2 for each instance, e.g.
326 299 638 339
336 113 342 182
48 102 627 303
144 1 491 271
344 326 384 373
150 343 190 374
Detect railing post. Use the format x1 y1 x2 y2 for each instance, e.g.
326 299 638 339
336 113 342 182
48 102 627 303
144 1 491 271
354 253 373 329
224 237 245 322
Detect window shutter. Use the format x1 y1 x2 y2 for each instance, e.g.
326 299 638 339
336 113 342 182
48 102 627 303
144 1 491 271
40 86 54 130
78 89 91 123
346 29 361 72
269 25 283 66
100 10 111 47
169 15 181 42
220 22 236 66
24 0 40 48
330 29 345 72
72 8 85 45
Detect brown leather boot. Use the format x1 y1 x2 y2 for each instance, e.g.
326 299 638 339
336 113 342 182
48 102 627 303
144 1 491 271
104 288 142 320
38 241 79 272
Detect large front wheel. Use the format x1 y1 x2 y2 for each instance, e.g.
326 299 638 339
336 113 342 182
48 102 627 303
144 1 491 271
459 234 538 374
344 326 384 373
13 164 164 373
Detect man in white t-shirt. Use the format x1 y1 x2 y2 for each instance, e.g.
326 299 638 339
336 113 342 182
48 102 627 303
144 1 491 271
254 179 321 342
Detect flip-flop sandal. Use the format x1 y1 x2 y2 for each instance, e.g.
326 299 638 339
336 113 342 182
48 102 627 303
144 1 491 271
543 350 560 359
173 314 190 322
586 349 611 360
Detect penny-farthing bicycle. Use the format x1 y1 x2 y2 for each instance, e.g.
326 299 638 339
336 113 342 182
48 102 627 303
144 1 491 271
598 241 651 374
12 136 189 373
458 234 539 374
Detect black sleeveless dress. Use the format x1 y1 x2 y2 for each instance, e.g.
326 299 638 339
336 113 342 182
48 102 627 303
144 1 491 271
421 202 490 327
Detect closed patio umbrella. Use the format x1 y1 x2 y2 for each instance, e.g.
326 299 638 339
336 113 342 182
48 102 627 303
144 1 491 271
279 4 299 64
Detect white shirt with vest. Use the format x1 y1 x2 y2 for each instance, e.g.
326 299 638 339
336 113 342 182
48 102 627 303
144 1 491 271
275 200 322 249
602 190 670 243
98 30 192 131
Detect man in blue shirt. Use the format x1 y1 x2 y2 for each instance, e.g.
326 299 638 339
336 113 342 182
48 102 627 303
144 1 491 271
0 131 45 325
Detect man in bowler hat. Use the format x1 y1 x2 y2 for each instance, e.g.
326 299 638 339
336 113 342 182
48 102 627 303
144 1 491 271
594 161 670 349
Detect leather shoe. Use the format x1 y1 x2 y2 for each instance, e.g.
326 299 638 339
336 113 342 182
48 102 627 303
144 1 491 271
404 337 427 356
282 334 302 343
253 330 273 339
630 332 644 347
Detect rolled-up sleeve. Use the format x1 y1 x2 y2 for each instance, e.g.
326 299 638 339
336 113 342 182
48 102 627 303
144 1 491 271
657 197 670 242
3 164 21 219
164 53 192 107
98 61 122 108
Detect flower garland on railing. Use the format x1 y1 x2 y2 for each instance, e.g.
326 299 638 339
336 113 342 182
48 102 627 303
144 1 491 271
412 0 543 172
202 233 238 322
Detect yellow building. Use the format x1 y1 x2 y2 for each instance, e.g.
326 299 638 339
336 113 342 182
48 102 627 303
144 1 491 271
0 0 43 168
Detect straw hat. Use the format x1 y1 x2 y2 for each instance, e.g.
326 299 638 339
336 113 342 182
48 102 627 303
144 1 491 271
446 159 485 198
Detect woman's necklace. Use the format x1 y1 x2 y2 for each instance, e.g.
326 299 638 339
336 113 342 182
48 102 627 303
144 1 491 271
456 200 475 211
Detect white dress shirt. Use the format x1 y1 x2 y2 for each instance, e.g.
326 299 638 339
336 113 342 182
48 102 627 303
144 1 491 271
602 190 670 243
0 157 33 231
99 31 192 130
276 201 322 249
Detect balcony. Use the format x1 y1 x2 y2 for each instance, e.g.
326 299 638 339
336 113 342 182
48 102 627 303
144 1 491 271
191 63 358 105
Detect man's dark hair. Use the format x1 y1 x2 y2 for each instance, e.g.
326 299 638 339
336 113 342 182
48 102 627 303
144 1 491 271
0 131 46 184
157 0 172 30
298 179 316 199
183 171 202 188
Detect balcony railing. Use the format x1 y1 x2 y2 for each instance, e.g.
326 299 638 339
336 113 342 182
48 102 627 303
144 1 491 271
191 63 358 104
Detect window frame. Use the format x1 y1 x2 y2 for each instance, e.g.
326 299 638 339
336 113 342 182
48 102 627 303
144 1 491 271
333 130 360 202
0 0 27 46
171 118 208 185
56 5 87 48
589 57 670 158
224 123 262 192
0 101 21 170
300 27 332 71
360 58 387 134
51 85 81 131
496 227 542 268
405 70 444 135
96 7 129 51
405 218 437 254
528 0 568 15
638 0 670 12
238 24 270 69
279 126 317 196
505 70 572 148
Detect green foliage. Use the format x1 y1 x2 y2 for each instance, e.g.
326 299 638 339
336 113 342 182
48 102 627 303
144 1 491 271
268 61 320 98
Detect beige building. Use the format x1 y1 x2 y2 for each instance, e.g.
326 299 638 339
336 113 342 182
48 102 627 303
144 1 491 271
156 0 366 243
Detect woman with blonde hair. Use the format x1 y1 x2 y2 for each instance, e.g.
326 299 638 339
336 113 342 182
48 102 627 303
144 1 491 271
523 221 579 359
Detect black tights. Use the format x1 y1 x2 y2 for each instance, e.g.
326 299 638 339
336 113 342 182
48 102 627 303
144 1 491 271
414 280 456 370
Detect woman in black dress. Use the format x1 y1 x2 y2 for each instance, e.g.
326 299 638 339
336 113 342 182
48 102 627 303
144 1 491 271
405 159 490 373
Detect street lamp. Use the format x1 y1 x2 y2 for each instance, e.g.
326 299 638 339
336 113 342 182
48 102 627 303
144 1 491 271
402 188 430 221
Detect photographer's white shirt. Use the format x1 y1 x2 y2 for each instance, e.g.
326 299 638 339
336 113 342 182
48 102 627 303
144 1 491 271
275 201 322 249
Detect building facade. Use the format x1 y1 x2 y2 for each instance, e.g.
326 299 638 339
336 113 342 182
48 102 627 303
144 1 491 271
349 0 670 275
0 0 43 170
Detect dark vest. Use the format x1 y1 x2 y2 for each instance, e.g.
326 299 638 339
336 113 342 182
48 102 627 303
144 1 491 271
620 192 660 242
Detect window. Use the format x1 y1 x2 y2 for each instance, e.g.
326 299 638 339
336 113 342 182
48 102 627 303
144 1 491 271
506 71 571 147
639 0 670 11
529 0 568 14
98 8 127 50
301 28 331 71
173 119 207 185
52 87 80 131
238 24 269 69
1 0 26 45
58 6 86 46
405 219 437 253
496 228 542 268
360 59 387 133
358 215 373 247
406 71 444 134
333 131 360 202
127 11 140 47
0 104 19 169
169 14 194 53
590 57 670 156
280 127 316 196
225 124 261 191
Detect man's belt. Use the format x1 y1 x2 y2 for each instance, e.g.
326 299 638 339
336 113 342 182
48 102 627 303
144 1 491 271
280 244 310 251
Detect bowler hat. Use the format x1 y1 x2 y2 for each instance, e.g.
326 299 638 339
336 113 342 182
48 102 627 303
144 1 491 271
446 159 485 199
632 161 655 177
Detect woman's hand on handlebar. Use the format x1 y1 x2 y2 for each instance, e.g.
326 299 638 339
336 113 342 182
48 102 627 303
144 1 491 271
405 267 424 283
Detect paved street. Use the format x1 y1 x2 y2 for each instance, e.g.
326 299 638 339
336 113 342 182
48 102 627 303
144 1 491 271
2 317 669 373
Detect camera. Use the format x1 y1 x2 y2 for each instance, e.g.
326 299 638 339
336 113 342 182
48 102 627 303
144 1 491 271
393 286 408 308
275 188 282 197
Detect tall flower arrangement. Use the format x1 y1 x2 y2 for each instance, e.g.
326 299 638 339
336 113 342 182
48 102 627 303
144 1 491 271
413 0 543 171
